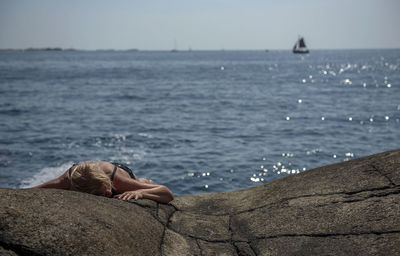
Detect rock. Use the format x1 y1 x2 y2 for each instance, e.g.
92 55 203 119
1 149 400 255
0 189 163 255
0 246 18 256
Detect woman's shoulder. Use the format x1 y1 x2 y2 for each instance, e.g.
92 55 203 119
97 161 115 175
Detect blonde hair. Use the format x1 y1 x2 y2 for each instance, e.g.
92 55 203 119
70 162 111 195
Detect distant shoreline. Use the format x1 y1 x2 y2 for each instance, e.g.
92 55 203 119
0 48 139 52
0 48 399 52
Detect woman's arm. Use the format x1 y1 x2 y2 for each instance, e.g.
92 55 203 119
136 177 154 184
112 175 174 203
114 185 174 204
32 171 70 190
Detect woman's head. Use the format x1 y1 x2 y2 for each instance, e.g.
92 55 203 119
70 162 112 197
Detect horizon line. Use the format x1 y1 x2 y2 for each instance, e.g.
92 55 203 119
1 47 400 52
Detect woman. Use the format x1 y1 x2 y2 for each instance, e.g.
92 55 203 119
33 161 174 204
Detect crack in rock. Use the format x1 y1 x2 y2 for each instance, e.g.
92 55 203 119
251 230 400 241
160 204 177 256
234 242 257 256
195 239 203 256
0 241 40 256
369 164 396 186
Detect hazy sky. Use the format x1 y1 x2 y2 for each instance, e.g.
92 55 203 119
0 0 399 50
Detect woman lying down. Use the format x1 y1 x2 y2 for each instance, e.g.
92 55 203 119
32 161 174 204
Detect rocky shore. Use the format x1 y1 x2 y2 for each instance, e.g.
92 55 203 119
1 149 400 255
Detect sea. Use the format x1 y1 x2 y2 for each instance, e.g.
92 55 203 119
0 49 399 196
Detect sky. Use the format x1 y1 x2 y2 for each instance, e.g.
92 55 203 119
0 0 399 50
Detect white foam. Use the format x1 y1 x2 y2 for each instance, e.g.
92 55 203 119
20 162 74 188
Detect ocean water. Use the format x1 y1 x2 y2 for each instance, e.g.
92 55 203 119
0 49 399 196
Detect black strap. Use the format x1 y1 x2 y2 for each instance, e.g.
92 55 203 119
112 162 136 180
68 163 78 177
69 162 127 183
110 164 118 182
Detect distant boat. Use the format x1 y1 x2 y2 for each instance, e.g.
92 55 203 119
171 39 178 52
292 36 309 54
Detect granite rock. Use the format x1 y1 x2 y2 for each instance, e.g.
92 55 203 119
1 149 400 255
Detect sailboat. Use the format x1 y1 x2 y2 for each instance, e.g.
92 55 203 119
171 39 178 52
292 36 309 54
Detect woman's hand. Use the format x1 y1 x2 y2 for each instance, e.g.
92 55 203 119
114 190 144 201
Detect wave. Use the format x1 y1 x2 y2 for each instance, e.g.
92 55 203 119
0 108 30 115
19 162 74 188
